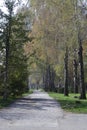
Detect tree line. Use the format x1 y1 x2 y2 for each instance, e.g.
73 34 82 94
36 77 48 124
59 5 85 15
25 0 87 99
0 0 87 100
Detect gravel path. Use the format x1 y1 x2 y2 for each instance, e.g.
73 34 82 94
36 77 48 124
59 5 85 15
0 90 87 130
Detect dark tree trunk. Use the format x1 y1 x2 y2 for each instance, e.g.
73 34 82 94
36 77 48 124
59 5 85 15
48 65 51 91
73 59 78 93
78 37 86 99
3 5 12 100
44 65 49 91
64 47 69 96
3 38 9 100
50 68 55 92
43 74 45 89
44 65 55 92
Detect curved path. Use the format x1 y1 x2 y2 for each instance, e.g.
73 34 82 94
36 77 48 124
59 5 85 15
0 90 87 130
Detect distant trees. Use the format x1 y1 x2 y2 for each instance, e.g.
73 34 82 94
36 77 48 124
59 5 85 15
28 0 87 99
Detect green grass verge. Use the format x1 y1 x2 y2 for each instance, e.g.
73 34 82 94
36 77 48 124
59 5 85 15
49 92 87 113
0 90 33 109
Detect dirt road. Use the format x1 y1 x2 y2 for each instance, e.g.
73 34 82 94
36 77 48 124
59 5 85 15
0 90 87 130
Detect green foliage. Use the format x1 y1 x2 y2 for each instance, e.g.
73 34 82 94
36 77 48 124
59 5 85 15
29 0 87 97
0 1 31 98
0 90 33 109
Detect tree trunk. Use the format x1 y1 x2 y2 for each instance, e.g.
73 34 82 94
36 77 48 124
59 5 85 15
50 68 55 92
44 65 55 92
64 47 69 96
3 28 10 100
73 59 78 93
78 38 86 99
3 8 12 100
44 66 49 91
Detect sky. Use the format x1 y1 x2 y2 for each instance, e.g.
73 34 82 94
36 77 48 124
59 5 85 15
0 0 28 13
0 0 7 13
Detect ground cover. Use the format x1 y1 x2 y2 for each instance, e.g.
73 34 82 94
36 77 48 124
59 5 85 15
49 92 87 113
0 90 33 109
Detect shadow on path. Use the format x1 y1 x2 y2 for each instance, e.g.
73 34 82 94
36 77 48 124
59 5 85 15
0 92 60 121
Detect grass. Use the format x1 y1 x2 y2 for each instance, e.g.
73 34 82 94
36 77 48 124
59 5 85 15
22 89 33 96
49 92 87 113
0 90 33 109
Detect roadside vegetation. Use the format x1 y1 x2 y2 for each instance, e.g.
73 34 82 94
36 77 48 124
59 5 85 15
49 92 87 113
0 90 33 109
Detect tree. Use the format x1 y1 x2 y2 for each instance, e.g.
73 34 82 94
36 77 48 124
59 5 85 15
78 33 86 99
64 47 69 96
29 0 87 98
73 58 79 93
74 0 86 99
1 0 16 99
0 0 30 99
